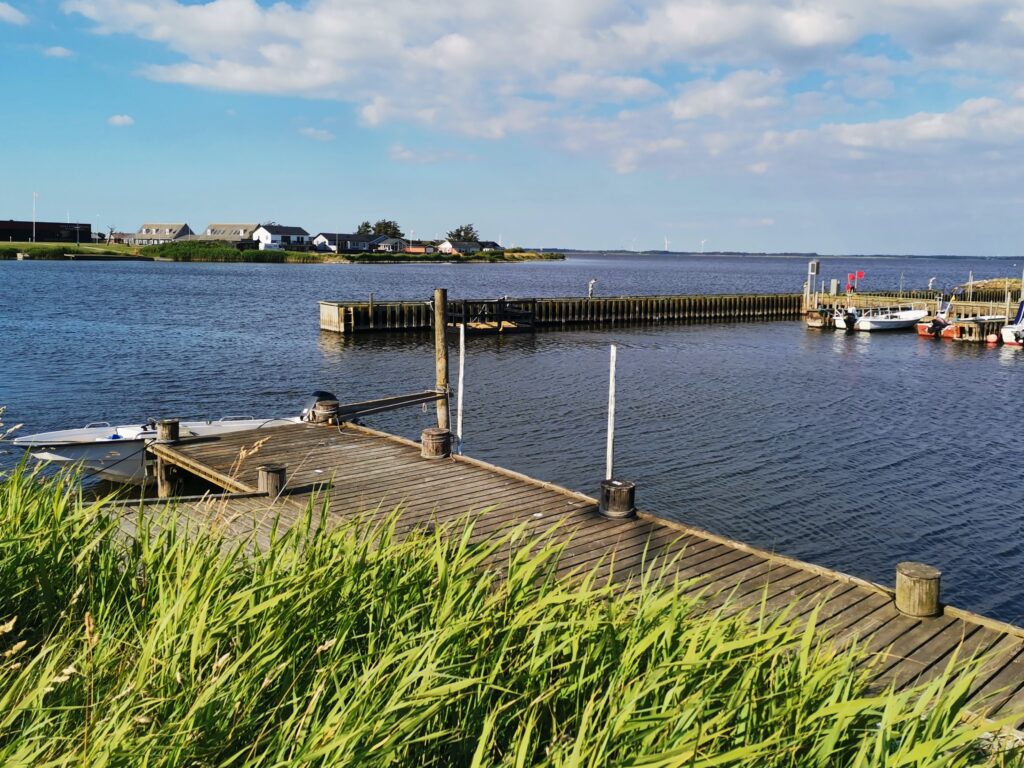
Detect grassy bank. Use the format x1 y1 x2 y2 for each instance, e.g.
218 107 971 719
0 462 1017 766
0 242 139 260
2 240 563 264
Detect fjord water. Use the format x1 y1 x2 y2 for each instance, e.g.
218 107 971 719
2 253 1023 623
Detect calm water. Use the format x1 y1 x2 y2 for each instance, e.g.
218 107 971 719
2 253 1023 622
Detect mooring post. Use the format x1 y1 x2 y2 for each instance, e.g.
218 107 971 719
155 418 181 499
434 288 451 430
895 561 941 617
156 419 179 444
421 427 452 459
257 464 287 499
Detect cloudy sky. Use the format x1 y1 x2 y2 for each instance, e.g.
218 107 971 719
3 0 1024 253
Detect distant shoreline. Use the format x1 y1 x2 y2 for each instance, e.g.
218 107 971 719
0 241 563 265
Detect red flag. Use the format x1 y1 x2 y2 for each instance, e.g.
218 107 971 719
856 270 865 279
847 273 855 281
846 282 853 291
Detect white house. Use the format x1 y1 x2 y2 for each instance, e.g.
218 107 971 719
252 224 310 251
311 232 371 252
133 223 194 246
436 239 482 255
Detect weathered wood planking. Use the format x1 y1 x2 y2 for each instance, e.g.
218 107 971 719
141 422 1024 727
319 293 803 334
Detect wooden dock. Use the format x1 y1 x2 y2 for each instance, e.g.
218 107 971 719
320 293 803 334
127 420 1024 727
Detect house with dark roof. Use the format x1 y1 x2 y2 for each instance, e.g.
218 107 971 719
372 237 409 253
311 232 371 253
436 239 482 255
478 240 501 251
133 223 194 246
252 224 310 251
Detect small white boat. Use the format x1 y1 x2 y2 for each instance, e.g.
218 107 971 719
1000 301 1024 347
834 305 928 332
12 392 337 483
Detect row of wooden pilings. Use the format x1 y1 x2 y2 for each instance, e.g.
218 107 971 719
319 293 804 334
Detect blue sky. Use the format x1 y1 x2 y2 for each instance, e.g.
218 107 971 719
3 0 1024 253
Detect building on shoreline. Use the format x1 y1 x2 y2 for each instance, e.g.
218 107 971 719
311 232 371 253
133 223 194 246
201 223 258 243
252 224 310 251
1 219 92 243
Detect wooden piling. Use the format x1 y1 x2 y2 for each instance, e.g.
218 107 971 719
155 418 181 498
434 288 451 430
895 561 942 617
421 427 452 458
257 464 287 499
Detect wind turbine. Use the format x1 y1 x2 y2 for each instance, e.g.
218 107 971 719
700 238 708 254
663 235 670 252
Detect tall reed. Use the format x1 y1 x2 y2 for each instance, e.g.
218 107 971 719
0 463 1018 766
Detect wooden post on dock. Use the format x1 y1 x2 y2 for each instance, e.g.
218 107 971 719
155 418 180 498
434 288 451 430
895 561 941 617
258 464 287 499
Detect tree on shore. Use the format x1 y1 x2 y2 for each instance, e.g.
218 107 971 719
356 220 405 238
373 219 404 238
446 224 479 242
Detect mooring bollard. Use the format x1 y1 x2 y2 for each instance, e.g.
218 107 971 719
421 428 452 459
311 399 340 424
258 464 287 498
895 561 942 617
599 479 636 519
156 418 180 444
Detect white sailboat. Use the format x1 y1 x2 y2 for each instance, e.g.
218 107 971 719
1000 301 1024 347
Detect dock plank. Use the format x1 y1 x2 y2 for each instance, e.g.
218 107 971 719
138 421 1024 725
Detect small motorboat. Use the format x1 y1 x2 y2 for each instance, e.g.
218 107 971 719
1000 301 1024 347
916 300 1007 340
834 305 928 332
12 391 338 483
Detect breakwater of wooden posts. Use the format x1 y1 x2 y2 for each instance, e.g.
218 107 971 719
320 293 803 334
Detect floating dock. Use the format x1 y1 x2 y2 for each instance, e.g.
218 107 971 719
117 420 1024 726
320 293 803 334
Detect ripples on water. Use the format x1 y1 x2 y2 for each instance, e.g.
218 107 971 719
2 253 1023 622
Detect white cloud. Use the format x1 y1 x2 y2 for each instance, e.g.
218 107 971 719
670 70 783 121
107 114 134 126
0 1 27 24
59 0 1024 187
299 126 334 141
43 46 74 57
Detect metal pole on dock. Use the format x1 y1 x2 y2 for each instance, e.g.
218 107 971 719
606 344 616 480
456 323 465 453
433 288 451 430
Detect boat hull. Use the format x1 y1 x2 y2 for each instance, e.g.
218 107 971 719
13 418 300 483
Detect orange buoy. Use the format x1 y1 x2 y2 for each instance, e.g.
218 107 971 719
986 333 999 344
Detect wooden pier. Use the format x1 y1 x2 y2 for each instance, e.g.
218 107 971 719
119 420 1024 727
320 293 803 334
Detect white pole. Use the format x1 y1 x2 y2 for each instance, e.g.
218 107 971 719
32 192 37 242
606 344 617 480
456 323 465 453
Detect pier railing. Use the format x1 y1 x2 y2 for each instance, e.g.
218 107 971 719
320 293 804 334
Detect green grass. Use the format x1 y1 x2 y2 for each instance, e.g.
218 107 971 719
0 461 1019 766
0 241 138 259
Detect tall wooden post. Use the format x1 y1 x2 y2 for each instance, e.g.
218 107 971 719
433 288 450 430
155 418 180 499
